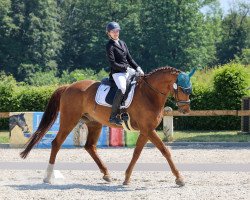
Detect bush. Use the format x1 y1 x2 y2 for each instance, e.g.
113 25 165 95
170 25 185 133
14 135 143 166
17 86 56 111
25 71 60 86
0 73 18 112
60 68 108 84
0 74 56 129
174 62 248 130
213 62 248 109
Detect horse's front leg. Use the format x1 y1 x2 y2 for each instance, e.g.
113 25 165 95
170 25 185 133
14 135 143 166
148 130 185 186
123 133 148 185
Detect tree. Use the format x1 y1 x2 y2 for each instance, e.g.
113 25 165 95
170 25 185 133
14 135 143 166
1 0 63 80
59 0 141 72
216 1 250 64
21 0 63 71
139 0 218 71
0 0 22 75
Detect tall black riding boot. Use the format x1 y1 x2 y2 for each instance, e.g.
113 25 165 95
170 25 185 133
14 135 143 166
109 89 124 125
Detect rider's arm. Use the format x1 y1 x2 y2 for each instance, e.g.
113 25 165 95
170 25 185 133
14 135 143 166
124 42 140 70
106 44 128 72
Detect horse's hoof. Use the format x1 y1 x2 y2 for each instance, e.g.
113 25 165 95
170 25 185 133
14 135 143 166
123 180 130 185
175 178 185 187
103 175 112 182
43 178 52 184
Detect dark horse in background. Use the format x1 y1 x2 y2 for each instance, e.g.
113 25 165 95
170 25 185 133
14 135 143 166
9 113 29 137
20 66 195 186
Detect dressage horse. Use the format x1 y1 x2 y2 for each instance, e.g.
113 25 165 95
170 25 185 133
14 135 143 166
20 66 195 186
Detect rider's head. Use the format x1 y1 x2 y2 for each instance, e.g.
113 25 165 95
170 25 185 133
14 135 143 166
106 22 120 40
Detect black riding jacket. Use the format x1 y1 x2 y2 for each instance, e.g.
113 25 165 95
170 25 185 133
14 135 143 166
106 39 139 77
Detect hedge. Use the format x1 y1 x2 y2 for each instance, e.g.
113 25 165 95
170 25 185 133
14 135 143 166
172 63 249 130
0 75 56 129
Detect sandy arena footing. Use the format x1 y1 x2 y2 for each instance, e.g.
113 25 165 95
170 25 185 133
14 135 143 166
0 146 249 200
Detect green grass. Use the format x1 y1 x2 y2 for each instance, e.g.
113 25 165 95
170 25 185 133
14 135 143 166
0 131 10 143
170 130 250 142
128 130 250 142
0 130 250 144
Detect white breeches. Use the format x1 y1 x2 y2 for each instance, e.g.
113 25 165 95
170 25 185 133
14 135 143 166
112 72 129 94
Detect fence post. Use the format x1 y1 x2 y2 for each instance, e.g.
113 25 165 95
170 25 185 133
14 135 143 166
163 107 173 141
241 97 250 134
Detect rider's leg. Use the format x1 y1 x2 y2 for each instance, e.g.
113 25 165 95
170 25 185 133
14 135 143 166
109 73 126 125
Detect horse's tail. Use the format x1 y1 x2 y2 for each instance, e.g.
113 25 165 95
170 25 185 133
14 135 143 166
20 85 68 159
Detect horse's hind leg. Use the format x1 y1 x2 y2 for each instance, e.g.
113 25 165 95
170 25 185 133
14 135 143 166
43 110 82 183
148 130 185 186
84 121 111 182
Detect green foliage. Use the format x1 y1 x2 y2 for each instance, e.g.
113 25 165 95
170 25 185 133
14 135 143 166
0 73 56 112
0 73 18 112
213 62 248 108
173 130 250 142
174 62 249 130
0 0 63 79
238 49 250 65
0 73 19 129
0 75 56 128
17 86 56 111
140 0 219 71
17 64 40 81
1 0 249 80
25 71 60 86
60 68 108 84
216 2 250 64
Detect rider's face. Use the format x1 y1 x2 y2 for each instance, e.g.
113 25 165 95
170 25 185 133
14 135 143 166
109 29 120 40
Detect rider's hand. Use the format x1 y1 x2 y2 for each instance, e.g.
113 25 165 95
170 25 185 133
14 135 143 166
136 67 144 76
127 67 136 76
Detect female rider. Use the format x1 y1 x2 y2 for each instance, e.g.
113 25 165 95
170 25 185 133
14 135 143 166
106 21 144 125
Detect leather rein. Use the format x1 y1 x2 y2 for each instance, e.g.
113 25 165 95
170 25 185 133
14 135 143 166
141 77 190 106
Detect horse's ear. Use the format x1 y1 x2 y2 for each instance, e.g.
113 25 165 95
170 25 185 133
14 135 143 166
188 68 196 78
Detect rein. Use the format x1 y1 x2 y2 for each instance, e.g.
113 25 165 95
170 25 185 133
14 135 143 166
141 76 190 106
141 78 167 96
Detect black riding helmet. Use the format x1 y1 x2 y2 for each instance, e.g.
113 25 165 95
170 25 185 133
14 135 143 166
106 22 121 33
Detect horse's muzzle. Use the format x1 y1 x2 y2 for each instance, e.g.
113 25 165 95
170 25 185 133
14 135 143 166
22 125 30 133
178 106 190 114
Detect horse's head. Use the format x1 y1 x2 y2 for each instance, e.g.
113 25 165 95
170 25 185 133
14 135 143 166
172 69 195 114
18 113 30 132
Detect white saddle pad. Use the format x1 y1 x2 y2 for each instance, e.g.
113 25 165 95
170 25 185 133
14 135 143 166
95 84 136 108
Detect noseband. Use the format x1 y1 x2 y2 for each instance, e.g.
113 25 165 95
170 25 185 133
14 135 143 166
173 85 191 107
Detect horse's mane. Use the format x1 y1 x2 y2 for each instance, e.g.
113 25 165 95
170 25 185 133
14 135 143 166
145 66 180 77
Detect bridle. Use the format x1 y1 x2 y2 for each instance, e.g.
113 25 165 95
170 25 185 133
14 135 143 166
142 78 167 96
141 77 191 107
173 83 191 107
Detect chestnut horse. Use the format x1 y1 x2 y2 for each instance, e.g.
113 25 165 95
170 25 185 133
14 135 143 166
20 66 194 186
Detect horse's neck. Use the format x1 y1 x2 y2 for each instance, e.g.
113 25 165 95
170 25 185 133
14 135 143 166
9 123 16 130
142 72 176 109
9 116 21 130
146 72 176 96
